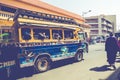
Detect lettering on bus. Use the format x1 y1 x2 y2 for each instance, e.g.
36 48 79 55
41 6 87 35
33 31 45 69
0 60 15 69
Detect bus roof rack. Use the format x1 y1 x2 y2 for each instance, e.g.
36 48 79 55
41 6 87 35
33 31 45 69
13 9 80 26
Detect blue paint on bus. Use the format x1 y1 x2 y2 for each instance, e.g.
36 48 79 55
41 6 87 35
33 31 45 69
19 43 80 65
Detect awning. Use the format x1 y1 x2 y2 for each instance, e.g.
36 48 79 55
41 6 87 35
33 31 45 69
81 23 91 28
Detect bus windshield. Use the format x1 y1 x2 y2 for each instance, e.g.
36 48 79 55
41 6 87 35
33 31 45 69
78 32 85 40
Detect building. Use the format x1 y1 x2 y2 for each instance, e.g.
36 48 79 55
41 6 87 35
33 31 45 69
85 15 116 39
0 0 88 25
105 15 116 32
0 0 90 40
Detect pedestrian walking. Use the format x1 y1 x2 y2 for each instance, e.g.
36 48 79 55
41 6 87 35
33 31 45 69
105 32 119 70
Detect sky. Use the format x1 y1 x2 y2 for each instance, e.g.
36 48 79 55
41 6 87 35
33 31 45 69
42 0 120 31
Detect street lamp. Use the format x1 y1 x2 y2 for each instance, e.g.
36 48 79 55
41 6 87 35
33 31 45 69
81 10 91 41
82 10 91 17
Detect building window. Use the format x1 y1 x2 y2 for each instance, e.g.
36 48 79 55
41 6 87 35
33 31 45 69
90 30 98 34
86 19 98 23
91 24 98 28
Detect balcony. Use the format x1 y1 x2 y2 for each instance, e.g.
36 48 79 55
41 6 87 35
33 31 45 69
107 24 113 28
107 29 113 32
90 28 98 30
102 22 112 28
102 27 107 31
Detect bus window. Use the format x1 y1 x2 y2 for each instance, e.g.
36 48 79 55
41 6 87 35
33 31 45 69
64 30 74 39
0 29 12 42
52 30 62 39
33 28 50 40
21 28 31 40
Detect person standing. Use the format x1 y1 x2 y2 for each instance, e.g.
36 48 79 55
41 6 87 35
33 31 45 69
105 32 119 70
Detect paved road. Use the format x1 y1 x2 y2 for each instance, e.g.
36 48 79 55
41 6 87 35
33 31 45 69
18 43 120 80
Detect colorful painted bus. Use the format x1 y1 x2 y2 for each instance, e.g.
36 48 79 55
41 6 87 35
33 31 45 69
0 9 88 79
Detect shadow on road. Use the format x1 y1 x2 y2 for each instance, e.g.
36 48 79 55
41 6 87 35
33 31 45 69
17 58 76 79
51 58 75 69
90 65 113 72
90 65 120 80
16 67 35 79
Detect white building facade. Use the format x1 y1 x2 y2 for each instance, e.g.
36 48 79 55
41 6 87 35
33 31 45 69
85 15 116 39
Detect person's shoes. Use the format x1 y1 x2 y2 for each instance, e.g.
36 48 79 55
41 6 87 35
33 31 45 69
108 64 116 70
111 64 116 70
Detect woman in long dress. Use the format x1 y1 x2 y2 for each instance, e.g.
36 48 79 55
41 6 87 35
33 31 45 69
105 33 119 70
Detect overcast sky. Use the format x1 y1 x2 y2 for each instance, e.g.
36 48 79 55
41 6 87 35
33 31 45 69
42 0 120 31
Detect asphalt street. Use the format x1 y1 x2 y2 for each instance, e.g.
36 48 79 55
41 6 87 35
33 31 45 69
18 43 120 80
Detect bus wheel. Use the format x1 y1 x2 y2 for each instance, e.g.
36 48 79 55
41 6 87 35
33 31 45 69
35 57 51 72
75 52 83 62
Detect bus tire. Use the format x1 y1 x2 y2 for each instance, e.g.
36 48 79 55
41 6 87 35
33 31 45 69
35 57 51 73
75 51 83 62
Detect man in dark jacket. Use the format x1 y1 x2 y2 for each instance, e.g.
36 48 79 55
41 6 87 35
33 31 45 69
105 32 119 70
